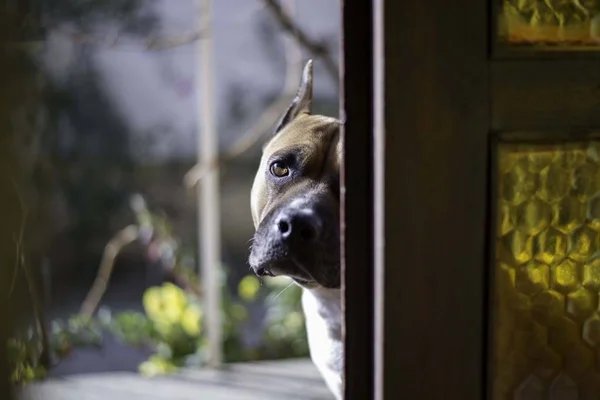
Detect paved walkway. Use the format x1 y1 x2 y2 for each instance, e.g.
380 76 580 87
20 359 334 400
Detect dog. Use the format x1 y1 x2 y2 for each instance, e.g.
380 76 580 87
248 59 343 400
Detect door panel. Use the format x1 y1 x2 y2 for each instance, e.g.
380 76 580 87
496 0 600 48
492 62 600 130
491 135 600 399
490 0 600 395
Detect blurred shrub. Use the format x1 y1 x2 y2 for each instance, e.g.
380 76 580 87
104 272 307 378
7 199 308 383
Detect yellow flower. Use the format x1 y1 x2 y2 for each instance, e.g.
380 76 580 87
142 287 163 321
238 275 260 301
139 355 177 377
143 283 188 325
162 302 183 324
181 305 202 336
160 283 187 310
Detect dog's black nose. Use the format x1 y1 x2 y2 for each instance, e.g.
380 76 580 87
275 210 320 243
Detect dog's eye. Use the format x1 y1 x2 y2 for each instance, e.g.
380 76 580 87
269 161 289 177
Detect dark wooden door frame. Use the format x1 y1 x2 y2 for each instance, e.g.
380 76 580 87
341 0 490 399
373 0 489 397
340 0 375 399
374 1 489 397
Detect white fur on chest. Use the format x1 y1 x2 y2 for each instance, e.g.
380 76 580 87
302 287 343 400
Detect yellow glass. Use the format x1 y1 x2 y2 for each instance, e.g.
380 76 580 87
492 141 600 399
498 0 600 47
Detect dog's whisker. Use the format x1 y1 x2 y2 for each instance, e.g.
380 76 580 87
273 280 295 301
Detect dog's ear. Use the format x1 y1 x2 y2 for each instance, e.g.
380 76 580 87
273 59 313 134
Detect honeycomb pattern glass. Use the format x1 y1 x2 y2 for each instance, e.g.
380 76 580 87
492 140 600 400
498 0 600 47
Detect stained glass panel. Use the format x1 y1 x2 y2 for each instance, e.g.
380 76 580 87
492 140 600 399
498 0 600 48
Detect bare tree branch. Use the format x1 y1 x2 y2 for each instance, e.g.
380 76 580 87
8 19 205 52
169 270 203 297
47 26 205 51
21 254 52 368
183 0 303 189
79 225 139 317
7 182 28 299
262 0 339 85
79 194 205 317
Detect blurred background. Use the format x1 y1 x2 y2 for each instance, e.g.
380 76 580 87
4 0 340 384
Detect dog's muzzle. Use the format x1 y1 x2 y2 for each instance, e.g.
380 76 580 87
254 206 322 278
249 195 340 288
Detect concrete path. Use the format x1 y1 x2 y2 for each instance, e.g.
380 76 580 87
20 358 334 400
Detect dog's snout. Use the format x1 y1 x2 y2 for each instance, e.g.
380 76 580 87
275 209 320 243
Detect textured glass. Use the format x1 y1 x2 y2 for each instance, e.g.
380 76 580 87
492 141 600 400
498 0 600 47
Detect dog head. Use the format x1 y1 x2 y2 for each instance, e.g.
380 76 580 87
249 60 341 289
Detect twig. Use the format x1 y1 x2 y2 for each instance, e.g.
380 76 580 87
10 104 46 181
48 26 205 52
10 182 52 368
80 193 204 315
41 258 52 311
21 252 51 368
169 269 203 297
8 18 205 52
79 225 139 317
183 1 303 188
7 182 27 299
262 0 339 85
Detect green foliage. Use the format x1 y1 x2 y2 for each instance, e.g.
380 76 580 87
8 275 306 384
8 195 309 383
72 275 306 378
7 335 47 384
50 315 103 358
102 309 155 346
8 315 103 385
262 276 309 358
8 273 308 384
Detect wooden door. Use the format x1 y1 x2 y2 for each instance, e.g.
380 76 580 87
342 0 600 399
489 2 600 399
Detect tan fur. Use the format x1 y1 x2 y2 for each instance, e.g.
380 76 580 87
250 114 340 227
